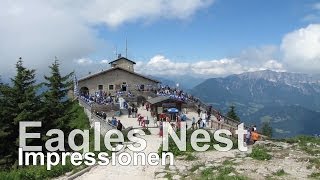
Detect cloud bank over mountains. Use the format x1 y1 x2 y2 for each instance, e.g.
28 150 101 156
136 23 320 77
135 55 284 77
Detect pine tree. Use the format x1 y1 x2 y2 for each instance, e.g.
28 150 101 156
41 58 73 142
0 59 41 167
261 121 273 137
226 105 240 122
0 78 11 164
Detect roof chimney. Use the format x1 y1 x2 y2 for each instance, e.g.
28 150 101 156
118 54 121 58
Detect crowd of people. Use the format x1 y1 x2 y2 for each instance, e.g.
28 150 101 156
94 111 107 119
89 91 262 146
127 106 139 118
80 84 252 141
109 116 124 131
80 91 114 106
245 125 260 145
80 90 135 106
154 85 197 102
79 84 203 107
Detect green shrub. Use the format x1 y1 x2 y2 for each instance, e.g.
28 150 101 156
0 160 74 180
273 169 286 176
141 128 151 135
309 158 320 169
309 172 320 178
198 166 248 180
185 153 197 161
189 164 203 172
250 146 272 160
201 167 215 179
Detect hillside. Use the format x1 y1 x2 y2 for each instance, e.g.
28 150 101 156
243 105 320 138
190 70 320 138
154 136 320 180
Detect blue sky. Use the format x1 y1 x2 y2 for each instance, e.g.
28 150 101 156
94 0 315 61
1 0 320 79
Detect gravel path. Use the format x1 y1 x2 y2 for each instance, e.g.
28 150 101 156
75 107 199 180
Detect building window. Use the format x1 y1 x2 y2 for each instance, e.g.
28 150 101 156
122 82 127 91
98 85 103 90
140 84 145 91
109 84 114 90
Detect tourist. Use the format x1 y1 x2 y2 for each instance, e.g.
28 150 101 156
159 121 163 137
206 111 211 127
137 114 143 126
117 120 123 131
253 125 257 132
201 115 206 128
197 108 201 117
251 128 260 144
128 107 132 118
201 111 207 127
111 117 117 126
197 118 201 129
176 116 181 131
153 115 158 127
166 116 170 122
102 112 107 119
169 123 175 133
134 107 138 118
245 128 251 145
141 116 146 127
192 117 196 130
131 107 135 118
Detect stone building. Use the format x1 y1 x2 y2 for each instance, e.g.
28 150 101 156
78 56 160 95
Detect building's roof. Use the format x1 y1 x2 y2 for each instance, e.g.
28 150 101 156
147 96 171 105
78 67 160 83
109 57 136 65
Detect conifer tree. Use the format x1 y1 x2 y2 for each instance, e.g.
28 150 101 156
0 78 11 163
0 58 41 167
41 58 73 141
226 105 241 122
261 121 273 137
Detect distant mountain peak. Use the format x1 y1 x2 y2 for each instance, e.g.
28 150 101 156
232 70 320 85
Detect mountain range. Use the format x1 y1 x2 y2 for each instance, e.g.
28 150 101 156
151 75 205 90
190 70 320 138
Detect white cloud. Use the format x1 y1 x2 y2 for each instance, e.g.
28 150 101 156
239 45 279 63
262 60 285 71
75 58 93 65
191 59 244 75
100 59 109 64
281 24 320 73
0 0 214 79
78 0 214 27
135 55 284 77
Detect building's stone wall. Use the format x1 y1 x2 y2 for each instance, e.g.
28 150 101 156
78 68 158 94
110 59 134 72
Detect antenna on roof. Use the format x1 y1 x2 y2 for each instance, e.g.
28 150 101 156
125 38 128 58
115 46 118 59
